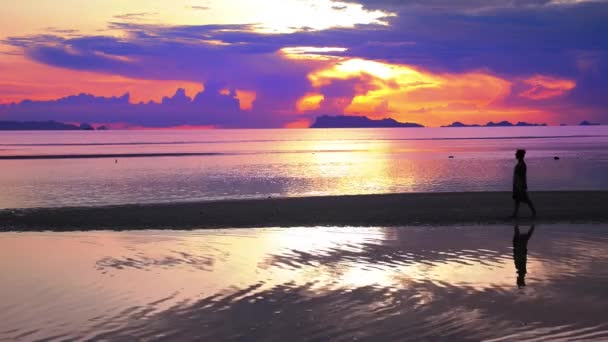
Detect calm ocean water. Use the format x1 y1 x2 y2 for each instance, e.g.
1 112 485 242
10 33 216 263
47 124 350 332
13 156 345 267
1 127 608 209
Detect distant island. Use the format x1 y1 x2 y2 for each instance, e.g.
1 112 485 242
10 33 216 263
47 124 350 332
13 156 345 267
442 121 547 127
0 121 107 131
310 115 424 128
579 120 601 126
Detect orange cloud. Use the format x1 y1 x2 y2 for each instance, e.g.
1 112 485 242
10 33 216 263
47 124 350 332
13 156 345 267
519 75 576 100
296 93 325 111
235 90 256 110
306 58 515 126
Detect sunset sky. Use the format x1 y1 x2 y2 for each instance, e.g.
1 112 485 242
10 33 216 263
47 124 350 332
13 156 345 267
1 0 606 128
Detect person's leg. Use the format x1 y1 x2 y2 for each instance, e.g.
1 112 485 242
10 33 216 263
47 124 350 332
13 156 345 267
511 200 520 218
527 198 537 217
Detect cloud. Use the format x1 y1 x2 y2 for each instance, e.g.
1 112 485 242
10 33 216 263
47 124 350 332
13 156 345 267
301 58 522 125
113 13 158 21
296 93 325 112
8 2 607 79
0 54 205 104
189 6 211 10
0 84 280 128
2 0 608 126
333 0 597 12
308 1 608 78
3 23 333 123
519 75 576 100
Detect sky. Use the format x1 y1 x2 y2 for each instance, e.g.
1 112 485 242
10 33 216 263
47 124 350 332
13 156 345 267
0 0 607 128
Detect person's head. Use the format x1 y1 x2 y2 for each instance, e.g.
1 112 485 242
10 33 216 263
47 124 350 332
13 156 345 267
515 149 526 161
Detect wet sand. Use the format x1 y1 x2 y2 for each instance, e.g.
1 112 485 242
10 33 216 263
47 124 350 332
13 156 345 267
1 225 608 341
1 191 608 230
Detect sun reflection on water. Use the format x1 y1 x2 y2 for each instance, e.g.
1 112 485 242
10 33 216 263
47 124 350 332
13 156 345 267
2 225 608 340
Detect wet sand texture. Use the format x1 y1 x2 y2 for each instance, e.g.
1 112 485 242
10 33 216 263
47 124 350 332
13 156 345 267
1 191 607 230
2 225 608 340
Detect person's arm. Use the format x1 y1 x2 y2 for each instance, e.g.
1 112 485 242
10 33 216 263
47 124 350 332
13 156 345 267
514 164 525 190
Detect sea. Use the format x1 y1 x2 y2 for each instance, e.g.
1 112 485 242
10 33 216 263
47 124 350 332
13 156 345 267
1 126 608 209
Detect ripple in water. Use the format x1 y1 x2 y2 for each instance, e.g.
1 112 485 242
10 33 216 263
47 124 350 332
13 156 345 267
1 224 608 341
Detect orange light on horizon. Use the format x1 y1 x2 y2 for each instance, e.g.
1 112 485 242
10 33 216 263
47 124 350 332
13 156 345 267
0 55 203 104
302 57 547 126
284 118 312 128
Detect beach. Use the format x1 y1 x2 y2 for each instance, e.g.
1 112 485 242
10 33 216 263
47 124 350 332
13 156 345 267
2 129 608 340
2 191 607 231
4 1 608 338
2 224 608 340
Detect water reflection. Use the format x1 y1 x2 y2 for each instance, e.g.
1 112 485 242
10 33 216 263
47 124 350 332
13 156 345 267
96 250 215 272
513 223 535 288
1 225 608 341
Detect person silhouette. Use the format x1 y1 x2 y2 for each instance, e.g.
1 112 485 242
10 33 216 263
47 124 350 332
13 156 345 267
513 223 535 288
511 149 536 218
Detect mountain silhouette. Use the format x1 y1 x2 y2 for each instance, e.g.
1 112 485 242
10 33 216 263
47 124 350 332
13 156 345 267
311 115 424 128
442 121 547 127
0 121 105 130
579 120 600 126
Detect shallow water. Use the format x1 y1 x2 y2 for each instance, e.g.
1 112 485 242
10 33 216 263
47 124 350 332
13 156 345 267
1 224 608 341
1 127 608 209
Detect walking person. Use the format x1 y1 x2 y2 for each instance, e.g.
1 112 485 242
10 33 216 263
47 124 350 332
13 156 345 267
511 149 536 218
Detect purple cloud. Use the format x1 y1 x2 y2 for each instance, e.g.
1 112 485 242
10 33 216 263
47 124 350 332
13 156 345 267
2 0 608 126
0 84 293 128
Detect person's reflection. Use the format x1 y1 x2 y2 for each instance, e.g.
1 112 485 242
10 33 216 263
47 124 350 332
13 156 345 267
513 223 535 288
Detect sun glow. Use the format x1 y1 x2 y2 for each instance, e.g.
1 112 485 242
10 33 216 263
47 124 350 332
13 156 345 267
1 0 392 39
304 58 519 126
296 93 325 112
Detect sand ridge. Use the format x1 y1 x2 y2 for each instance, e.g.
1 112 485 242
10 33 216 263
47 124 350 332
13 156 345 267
1 191 607 231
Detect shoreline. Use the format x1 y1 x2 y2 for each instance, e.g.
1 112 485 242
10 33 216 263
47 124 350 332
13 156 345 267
2 191 608 231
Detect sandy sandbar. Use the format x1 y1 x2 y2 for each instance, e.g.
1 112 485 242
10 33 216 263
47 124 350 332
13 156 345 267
1 191 607 231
